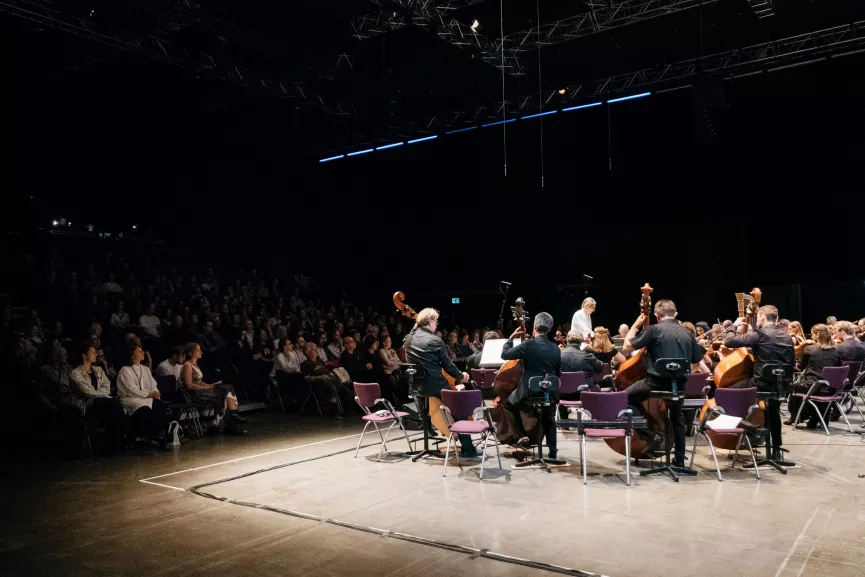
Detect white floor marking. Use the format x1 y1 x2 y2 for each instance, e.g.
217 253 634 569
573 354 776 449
795 508 835 577
775 506 820 577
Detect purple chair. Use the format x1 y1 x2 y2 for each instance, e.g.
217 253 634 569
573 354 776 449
470 368 485 389
353 383 412 461
439 389 502 479
840 361 864 419
556 372 589 424
691 387 760 481
592 363 613 391
682 373 712 411
579 391 632 486
481 369 498 390
791 365 852 435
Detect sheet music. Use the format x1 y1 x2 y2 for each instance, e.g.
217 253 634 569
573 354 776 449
479 338 518 368
706 414 742 431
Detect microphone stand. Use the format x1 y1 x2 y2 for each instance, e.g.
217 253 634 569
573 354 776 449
497 281 510 333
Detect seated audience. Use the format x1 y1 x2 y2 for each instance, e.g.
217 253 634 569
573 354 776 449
138 303 162 339
69 342 126 453
155 345 185 382
326 332 344 361
117 344 167 448
181 343 245 435
340 337 369 383
110 301 130 329
301 342 353 419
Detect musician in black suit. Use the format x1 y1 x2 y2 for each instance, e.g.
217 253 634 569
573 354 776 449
501 312 562 459
835 321 865 363
404 308 476 458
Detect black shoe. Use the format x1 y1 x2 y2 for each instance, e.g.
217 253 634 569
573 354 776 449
672 458 686 468
547 451 558 460
806 419 820 430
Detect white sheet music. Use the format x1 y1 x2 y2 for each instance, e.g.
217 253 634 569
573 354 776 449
479 338 519 368
706 414 742 431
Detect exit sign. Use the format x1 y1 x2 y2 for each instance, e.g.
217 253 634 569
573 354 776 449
451 298 460 304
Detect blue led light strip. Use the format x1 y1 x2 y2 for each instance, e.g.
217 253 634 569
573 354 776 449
446 126 479 134
481 119 516 128
562 102 603 112
346 148 374 156
407 135 438 144
319 154 345 163
607 92 651 104
376 142 404 150
521 110 558 120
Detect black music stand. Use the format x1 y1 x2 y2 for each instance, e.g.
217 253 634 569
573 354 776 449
515 375 566 473
640 359 697 482
755 363 795 472
404 367 447 462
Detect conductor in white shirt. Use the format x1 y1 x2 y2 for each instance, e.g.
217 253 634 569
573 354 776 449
571 297 596 347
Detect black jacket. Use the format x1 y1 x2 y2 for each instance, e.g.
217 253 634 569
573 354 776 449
404 327 461 398
501 336 562 405
560 344 602 382
725 323 795 387
838 338 865 363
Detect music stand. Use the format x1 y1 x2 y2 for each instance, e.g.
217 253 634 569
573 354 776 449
515 375 566 472
403 367 447 462
756 363 795 472
640 358 697 482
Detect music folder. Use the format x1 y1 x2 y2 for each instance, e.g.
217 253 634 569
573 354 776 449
479 338 520 368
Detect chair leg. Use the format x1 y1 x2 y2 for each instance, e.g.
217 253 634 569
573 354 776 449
689 428 699 471
354 422 370 458
443 434 453 477
581 434 588 485
479 432 489 480
836 401 854 433
731 435 742 466
398 418 413 452
274 384 286 414
810 401 830 436
793 397 806 426
378 423 396 461
372 422 386 445
625 434 631 487
704 433 722 482
742 435 760 480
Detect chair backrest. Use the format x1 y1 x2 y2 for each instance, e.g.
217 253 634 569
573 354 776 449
683 373 710 397
325 360 340 369
441 389 483 421
559 371 586 394
470 368 485 388
714 387 757 418
842 360 862 379
580 391 627 421
482 369 498 389
822 365 850 391
353 382 381 408
396 347 407 363
653 358 688 379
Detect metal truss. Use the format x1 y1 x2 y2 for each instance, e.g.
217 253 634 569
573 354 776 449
1 0 354 115
499 0 720 54
351 0 524 73
331 19 865 150
745 0 774 19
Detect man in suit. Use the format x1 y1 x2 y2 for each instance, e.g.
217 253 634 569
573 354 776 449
501 312 562 459
404 308 475 458
835 321 865 363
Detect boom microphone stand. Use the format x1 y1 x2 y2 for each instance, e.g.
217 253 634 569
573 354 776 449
497 281 511 333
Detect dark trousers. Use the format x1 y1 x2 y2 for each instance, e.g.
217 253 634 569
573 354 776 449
86 397 127 452
787 378 829 426
508 400 557 457
129 399 167 441
626 376 686 462
730 378 784 449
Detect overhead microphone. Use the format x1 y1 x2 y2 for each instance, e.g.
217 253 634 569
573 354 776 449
583 274 594 280
501 281 512 286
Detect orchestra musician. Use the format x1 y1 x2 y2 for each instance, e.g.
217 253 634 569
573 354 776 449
559 329 601 419
835 321 865 362
785 324 841 428
788 321 807 348
501 312 562 459
571 298 596 345
724 304 794 461
622 299 705 467
585 326 626 368
403 308 477 458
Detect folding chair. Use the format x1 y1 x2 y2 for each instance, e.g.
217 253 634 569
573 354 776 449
299 378 324 416
790 365 853 435
556 371 590 426
592 363 613 391
690 387 761 482
578 391 633 486
839 360 863 419
353 383 412 461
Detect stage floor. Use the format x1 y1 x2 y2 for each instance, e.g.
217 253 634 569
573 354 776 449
1 411 864 577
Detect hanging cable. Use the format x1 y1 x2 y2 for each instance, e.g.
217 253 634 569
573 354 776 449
535 0 545 188
500 0 507 176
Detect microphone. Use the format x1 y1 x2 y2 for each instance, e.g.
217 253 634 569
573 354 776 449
501 281 512 286
583 274 594 280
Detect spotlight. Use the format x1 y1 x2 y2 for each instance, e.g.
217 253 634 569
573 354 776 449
471 19 480 31
52 220 58 226
132 224 138 230
558 88 567 95
87 224 95 232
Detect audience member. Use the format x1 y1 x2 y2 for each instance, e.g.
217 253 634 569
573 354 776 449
117 344 167 448
181 343 244 435
69 342 126 453
110 301 130 329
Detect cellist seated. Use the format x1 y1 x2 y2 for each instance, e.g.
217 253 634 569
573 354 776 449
622 299 705 468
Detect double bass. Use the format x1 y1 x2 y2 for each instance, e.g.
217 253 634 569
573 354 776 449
606 284 669 459
392 291 458 389
703 288 764 451
492 297 528 400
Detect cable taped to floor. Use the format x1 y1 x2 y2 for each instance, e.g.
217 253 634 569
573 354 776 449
185 435 611 577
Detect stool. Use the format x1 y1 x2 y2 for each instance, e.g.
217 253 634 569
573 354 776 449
756 363 795 471
640 358 697 482
515 375 565 472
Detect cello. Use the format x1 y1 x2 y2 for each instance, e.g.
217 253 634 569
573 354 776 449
606 283 669 459
392 291 458 389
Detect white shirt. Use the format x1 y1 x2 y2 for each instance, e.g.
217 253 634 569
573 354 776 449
571 309 593 340
290 350 307 368
139 314 161 337
111 312 130 328
272 352 301 377
117 364 159 415
155 359 182 382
